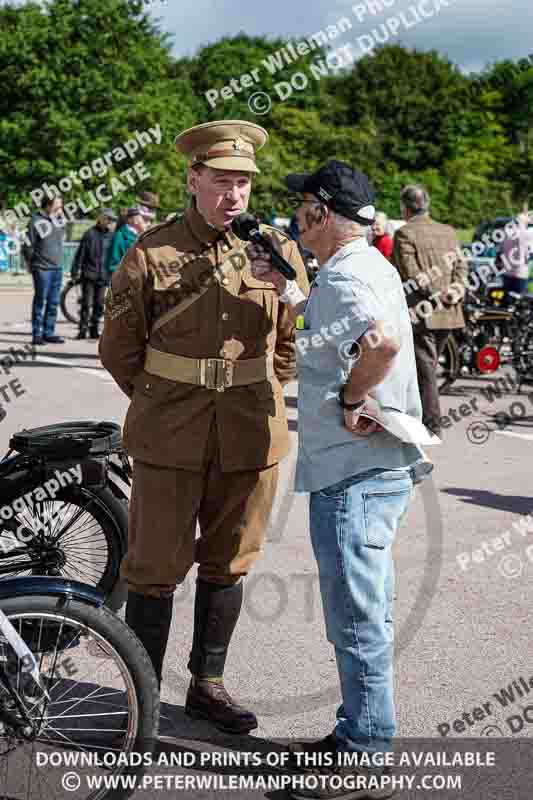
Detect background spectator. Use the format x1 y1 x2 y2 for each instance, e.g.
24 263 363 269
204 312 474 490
498 210 532 295
393 184 468 436
0 223 13 272
104 206 150 278
371 211 394 259
22 195 66 345
136 190 161 227
71 208 117 340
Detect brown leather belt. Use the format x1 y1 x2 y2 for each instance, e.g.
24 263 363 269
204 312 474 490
144 344 274 392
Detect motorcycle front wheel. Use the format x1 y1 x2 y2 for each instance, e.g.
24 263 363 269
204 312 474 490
0 594 159 799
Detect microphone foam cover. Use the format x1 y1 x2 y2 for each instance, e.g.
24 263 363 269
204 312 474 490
231 213 260 242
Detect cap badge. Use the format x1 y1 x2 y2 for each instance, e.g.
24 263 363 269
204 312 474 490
317 187 333 201
232 137 246 151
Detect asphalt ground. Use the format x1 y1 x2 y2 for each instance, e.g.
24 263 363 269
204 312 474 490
1 286 532 798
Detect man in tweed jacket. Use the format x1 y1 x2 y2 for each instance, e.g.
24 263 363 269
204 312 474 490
392 185 468 435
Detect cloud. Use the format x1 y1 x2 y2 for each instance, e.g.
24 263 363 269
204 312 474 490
155 0 532 74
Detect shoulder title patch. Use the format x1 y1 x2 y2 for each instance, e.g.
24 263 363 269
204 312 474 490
137 214 183 243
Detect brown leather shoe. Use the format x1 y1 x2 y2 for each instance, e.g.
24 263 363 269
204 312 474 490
185 679 258 734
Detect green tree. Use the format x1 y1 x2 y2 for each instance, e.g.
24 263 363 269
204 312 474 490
188 33 339 122
476 59 533 206
0 13 531 227
0 0 198 215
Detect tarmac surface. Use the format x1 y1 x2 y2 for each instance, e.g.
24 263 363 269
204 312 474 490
1 283 532 798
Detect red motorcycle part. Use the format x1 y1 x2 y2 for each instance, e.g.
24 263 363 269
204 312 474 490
476 346 500 373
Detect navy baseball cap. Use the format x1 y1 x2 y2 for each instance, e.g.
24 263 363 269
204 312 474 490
285 159 376 225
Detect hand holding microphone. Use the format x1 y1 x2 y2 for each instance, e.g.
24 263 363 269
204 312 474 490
247 241 287 293
231 213 297 281
232 213 307 306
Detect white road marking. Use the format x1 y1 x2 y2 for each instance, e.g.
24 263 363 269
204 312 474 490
494 431 533 441
77 367 115 381
33 354 76 367
32 354 114 382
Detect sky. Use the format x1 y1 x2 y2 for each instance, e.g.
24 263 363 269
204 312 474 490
153 0 531 74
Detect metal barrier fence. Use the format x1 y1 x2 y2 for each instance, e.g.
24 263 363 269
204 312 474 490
4 242 79 276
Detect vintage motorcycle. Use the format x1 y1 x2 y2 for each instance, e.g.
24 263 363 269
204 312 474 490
0 575 158 798
0 418 158 798
0 420 131 611
438 286 533 392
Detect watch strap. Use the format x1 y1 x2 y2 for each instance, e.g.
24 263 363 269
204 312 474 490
338 385 365 411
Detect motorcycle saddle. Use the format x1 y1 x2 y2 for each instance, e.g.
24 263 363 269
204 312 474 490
9 421 122 459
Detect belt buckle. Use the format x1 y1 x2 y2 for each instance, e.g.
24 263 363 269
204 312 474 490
204 358 233 391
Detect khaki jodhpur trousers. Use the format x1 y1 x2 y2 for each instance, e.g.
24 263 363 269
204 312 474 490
120 423 279 598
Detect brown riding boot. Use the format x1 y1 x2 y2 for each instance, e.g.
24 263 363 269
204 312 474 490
184 579 257 734
185 677 257 734
125 591 173 688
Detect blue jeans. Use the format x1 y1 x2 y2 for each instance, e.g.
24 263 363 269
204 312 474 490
32 268 62 338
309 468 413 755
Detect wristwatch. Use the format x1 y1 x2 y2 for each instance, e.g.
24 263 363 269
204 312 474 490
337 385 365 411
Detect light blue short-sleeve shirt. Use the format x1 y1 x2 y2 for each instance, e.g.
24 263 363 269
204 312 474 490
294 237 424 494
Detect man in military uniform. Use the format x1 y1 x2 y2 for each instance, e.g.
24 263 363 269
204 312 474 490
99 120 309 734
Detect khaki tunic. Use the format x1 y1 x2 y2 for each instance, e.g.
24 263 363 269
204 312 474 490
99 204 309 592
100 204 309 471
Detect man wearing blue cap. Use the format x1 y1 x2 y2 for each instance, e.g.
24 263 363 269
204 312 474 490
251 160 428 800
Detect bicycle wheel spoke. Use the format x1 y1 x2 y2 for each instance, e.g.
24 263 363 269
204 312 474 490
38 723 93 755
54 521 102 546
51 500 100 544
60 532 106 548
45 712 129 720
62 560 106 576
0 597 144 799
47 689 127 707
62 547 108 561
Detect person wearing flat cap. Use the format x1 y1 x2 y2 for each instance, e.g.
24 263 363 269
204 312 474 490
136 190 161 226
99 120 309 734
250 160 427 800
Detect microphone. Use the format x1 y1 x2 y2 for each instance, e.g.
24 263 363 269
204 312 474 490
231 213 297 281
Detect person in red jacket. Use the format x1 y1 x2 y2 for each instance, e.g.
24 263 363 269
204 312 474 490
371 211 393 260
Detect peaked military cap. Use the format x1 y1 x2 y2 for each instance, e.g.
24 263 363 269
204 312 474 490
175 120 268 174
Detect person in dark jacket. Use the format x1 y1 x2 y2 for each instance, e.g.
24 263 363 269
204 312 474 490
22 196 66 346
71 208 117 340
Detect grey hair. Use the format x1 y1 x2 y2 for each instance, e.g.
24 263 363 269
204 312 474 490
329 210 366 238
400 184 430 215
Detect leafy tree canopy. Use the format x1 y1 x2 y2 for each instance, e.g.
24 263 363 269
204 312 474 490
0 2 530 227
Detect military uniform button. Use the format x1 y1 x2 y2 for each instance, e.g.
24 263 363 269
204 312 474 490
221 312 229 321
221 277 230 285
219 347 228 357
145 383 151 390
220 243 229 253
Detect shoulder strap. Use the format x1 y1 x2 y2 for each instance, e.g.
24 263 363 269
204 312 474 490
150 244 244 335
151 282 211 334
138 214 182 244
